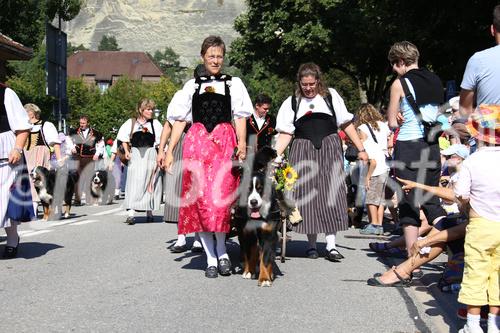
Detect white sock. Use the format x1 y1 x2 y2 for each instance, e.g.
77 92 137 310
466 313 483 332
215 232 229 260
199 232 217 267
175 234 186 247
307 234 317 249
128 209 135 217
489 313 499 333
325 233 337 251
33 202 38 215
114 189 120 195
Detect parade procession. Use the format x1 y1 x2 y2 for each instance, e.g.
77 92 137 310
1 1 499 332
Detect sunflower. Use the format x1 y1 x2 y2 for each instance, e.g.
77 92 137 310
282 165 298 186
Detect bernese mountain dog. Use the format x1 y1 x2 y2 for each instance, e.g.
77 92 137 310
30 166 78 220
233 146 281 287
89 170 116 205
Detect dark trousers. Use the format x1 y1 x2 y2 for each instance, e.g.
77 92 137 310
394 140 446 227
74 156 94 202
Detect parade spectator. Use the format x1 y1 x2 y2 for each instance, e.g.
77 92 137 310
246 93 276 151
455 105 500 333
368 144 469 286
459 5 500 118
274 62 368 261
23 103 62 215
117 99 163 224
164 36 252 278
0 83 33 258
355 103 391 235
386 41 447 255
69 115 104 205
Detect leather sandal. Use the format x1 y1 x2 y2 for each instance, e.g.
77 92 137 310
367 268 412 287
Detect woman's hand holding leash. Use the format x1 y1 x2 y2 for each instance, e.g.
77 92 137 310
164 151 174 174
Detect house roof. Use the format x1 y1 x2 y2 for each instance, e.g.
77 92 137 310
0 33 33 60
67 51 163 81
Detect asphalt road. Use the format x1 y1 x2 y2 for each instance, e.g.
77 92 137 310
1 200 459 333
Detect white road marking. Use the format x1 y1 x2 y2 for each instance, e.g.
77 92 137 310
92 207 123 216
18 230 53 237
71 219 99 226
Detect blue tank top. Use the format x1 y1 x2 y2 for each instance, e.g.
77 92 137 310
398 79 440 141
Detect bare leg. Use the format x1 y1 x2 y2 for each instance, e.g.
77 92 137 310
377 205 385 226
377 242 446 284
367 204 380 225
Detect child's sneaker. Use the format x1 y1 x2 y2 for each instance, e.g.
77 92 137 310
359 224 383 235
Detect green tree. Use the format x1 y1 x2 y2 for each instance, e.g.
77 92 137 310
66 78 100 123
67 76 179 138
148 47 187 84
230 0 498 105
98 35 121 51
67 42 89 56
0 0 82 49
144 76 179 122
7 44 55 119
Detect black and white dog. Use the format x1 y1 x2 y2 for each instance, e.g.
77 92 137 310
89 170 115 205
233 147 281 287
30 166 78 220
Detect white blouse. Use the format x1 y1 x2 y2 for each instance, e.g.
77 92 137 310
167 76 253 123
276 88 353 134
4 88 31 132
0 88 31 159
117 118 163 146
32 121 61 146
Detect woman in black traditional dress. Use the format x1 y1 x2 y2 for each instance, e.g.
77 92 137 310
275 63 368 261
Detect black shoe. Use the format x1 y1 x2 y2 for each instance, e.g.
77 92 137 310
73 200 82 206
191 244 203 253
205 266 218 278
2 237 19 259
325 248 344 262
125 217 135 225
170 244 188 253
146 215 154 222
305 248 319 259
114 195 120 200
218 258 232 276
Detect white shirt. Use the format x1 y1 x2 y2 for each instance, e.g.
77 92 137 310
253 112 267 130
358 121 391 153
275 88 353 134
454 147 500 222
110 139 118 154
31 121 61 146
80 128 90 138
364 140 388 177
117 118 163 146
167 76 253 123
1 87 31 158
